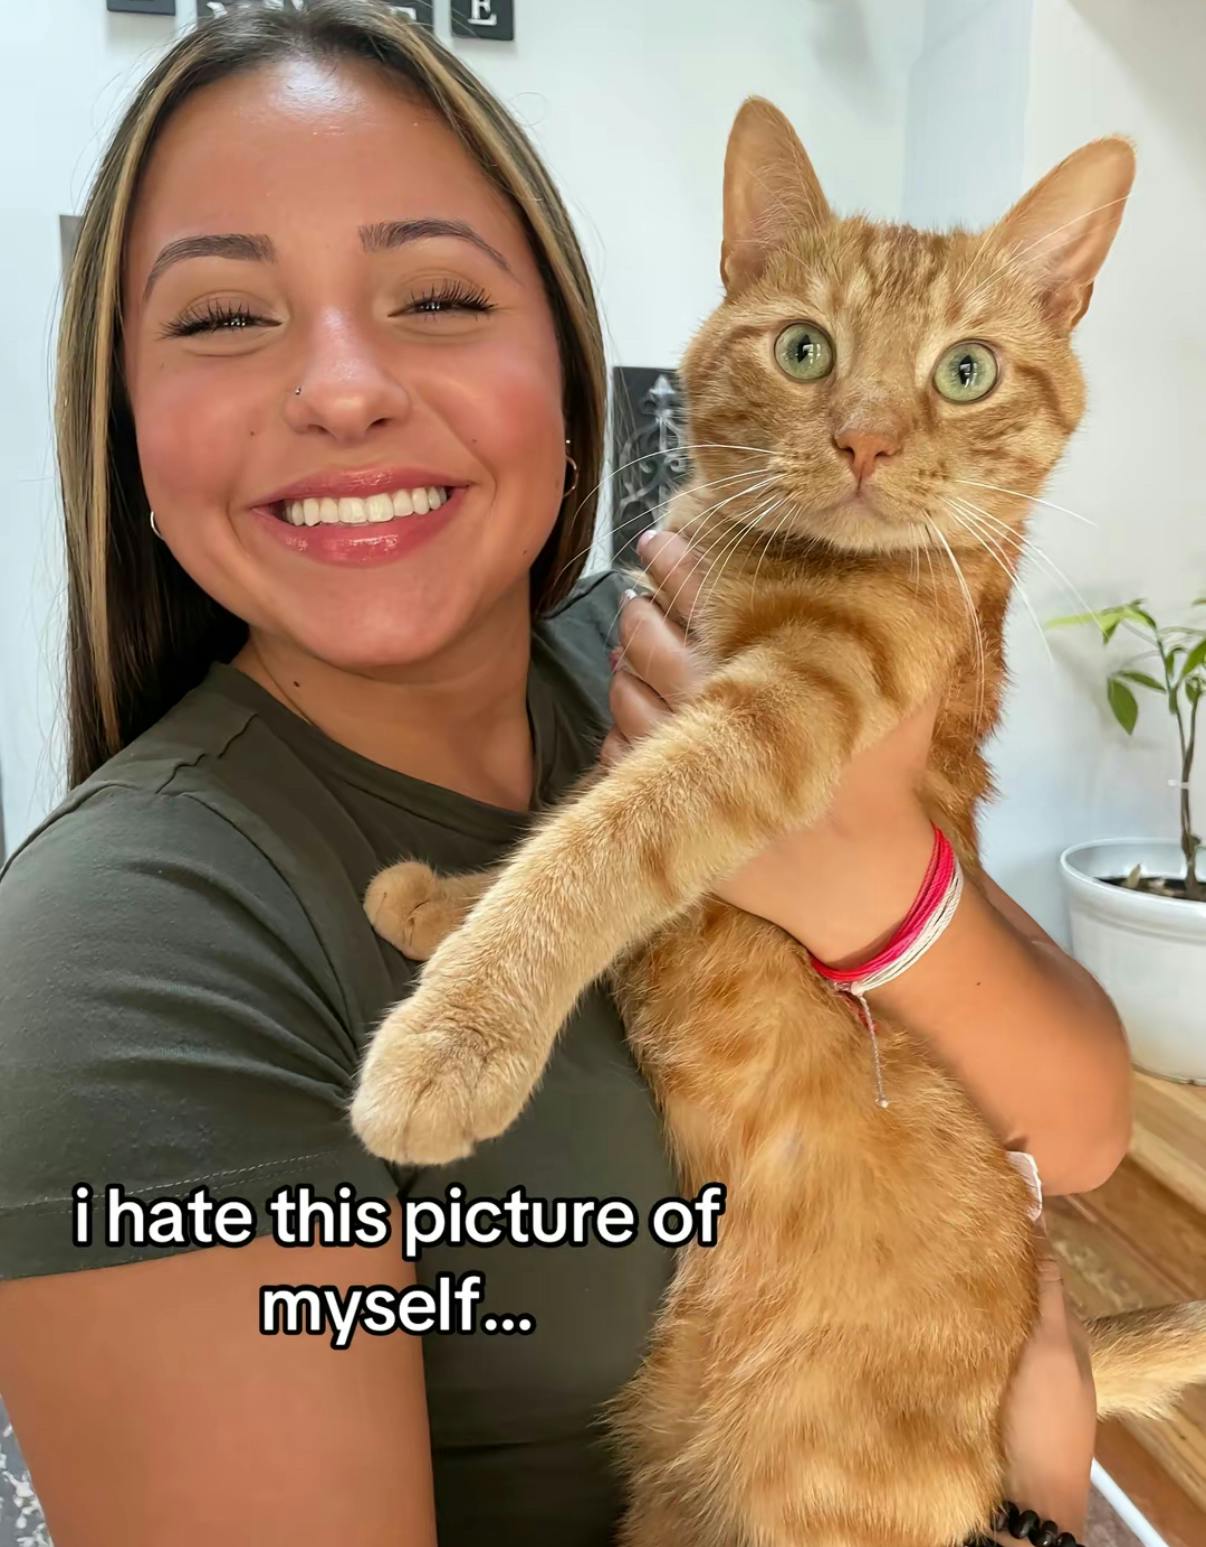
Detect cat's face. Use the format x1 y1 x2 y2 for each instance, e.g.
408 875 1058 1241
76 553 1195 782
682 102 1133 563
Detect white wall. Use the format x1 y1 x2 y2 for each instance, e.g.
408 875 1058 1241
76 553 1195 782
905 0 1206 936
0 0 924 851
6 0 1201 936
987 0 1206 934
903 0 1034 230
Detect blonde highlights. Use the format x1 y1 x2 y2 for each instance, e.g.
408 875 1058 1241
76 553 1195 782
57 0 606 787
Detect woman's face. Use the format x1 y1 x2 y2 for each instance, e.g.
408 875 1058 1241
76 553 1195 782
122 57 567 672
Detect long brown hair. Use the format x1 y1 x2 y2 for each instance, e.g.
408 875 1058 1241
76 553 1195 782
58 0 606 788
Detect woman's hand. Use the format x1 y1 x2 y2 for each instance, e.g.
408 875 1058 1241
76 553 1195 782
603 526 1130 1195
998 1230 1096 1540
601 528 938 960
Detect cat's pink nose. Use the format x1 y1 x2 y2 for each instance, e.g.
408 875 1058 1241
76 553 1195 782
834 429 899 485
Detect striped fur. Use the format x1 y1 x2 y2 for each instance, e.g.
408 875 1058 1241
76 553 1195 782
351 103 1200 1546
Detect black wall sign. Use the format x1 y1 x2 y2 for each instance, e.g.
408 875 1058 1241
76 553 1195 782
608 368 690 566
110 0 175 13
451 0 514 41
385 0 435 28
197 0 434 25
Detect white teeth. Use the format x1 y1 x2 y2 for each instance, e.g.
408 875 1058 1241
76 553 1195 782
282 486 451 527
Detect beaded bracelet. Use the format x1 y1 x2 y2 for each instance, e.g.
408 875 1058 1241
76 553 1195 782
965 1498 1087 1547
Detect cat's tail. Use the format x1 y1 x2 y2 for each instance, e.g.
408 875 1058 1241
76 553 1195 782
1088 1302 1206 1418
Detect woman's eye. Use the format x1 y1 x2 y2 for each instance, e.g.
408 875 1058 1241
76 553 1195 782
933 341 999 403
774 322 835 382
162 301 271 339
404 283 496 316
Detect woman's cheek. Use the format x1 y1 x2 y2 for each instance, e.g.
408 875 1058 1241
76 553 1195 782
133 361 267 520
462 327 565 474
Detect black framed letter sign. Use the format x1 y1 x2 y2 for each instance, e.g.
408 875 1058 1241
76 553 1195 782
451 0 514 41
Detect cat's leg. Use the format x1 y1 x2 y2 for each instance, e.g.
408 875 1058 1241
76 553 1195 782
364 862 501 960
350 625 952 1166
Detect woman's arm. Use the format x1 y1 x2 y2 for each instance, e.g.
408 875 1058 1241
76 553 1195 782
607 531 1132 1197
0 1204 437 1547
717 775 1132 1197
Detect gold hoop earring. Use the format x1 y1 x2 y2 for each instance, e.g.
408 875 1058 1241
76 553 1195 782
563 454 579 498
149 510 163 540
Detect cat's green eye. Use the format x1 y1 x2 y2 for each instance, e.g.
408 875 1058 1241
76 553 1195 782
775 322 835 383
933 341 999 403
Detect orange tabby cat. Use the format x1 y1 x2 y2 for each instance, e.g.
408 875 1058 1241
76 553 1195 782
350 101 1206 1546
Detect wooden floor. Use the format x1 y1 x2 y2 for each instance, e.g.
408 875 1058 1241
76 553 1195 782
1046 1073 1206 1547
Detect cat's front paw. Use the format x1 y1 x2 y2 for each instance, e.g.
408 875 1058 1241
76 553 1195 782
364 860 463 961
350 989 539 1166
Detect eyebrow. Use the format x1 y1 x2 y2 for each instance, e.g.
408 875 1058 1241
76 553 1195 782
143 217 510 299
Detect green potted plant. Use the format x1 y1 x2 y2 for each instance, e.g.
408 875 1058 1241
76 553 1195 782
1050 596 1205 1083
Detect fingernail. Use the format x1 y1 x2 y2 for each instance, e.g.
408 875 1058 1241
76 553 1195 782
609 647 621 671
621 587 638 605
636 529 657 557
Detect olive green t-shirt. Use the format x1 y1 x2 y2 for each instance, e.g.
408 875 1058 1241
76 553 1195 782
0 570 676 1544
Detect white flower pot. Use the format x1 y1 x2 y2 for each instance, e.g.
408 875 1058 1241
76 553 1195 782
1059 838 1206 1085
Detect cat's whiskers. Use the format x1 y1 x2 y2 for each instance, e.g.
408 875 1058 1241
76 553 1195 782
612 479 780 666
552 464 778 588
689 499 777 635
746 494 801 599
927 518 988 723
951 494 1152 653
920 523 938 601
571 442 778 520
669 507 761 636
943 500 1054 666
950 477 1096 528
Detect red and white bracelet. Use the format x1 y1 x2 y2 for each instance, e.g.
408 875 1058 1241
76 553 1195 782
809 824 964 1109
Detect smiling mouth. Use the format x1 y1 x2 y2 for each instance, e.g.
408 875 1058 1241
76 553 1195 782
272 483 456 527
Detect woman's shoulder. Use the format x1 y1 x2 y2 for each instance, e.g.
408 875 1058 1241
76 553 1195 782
543 566 630 648
534 566 629 720
1 661 373 918
0 694 392 1283
3 666 268 879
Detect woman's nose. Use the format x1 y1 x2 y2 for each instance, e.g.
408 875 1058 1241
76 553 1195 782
284 316 412 443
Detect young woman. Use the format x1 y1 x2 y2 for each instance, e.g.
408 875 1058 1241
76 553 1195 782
0 5 1126 1544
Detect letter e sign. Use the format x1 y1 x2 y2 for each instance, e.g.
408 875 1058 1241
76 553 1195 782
451 0 515 41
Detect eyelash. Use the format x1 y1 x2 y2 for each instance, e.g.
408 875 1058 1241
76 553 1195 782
161 280 496 338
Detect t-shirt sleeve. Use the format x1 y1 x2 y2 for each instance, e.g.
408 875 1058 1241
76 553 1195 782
0 785 395 1279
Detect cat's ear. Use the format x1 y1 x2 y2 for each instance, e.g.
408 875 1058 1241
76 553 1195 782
992 137 1135 329
721 98 830 295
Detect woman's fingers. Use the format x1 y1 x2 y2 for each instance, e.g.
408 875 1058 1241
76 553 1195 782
1034 1228 1095 1378
608 655 675 743
636 529 704 628
614 593 702 705
598 727 630 769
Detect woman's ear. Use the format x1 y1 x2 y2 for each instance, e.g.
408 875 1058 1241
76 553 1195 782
991 137 1136 329
721 97 830 296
